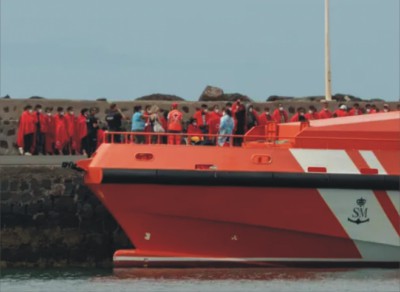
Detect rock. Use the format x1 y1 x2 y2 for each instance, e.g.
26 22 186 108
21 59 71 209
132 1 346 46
1 192 13 201
135 94 185 101
76 185 92 200
266 95 295 102
332 94 362 102
7 129 15 136
41 179 52 190
1 202 14 214
94 204 107 218
48 211 60 220
223 93 253 102
69 248 87 262
368 98 386 102
20 181 29 191
85 233 104 247
1 180 9 191
58 213 79 228
31 178 40 190
13 203 27 215
32 212 46 222
81 203 93 219
296 96 325 102
27 201 44 215
64 182 75 195
198 85 224 101
9 181 18 192
53 197 76 213
29 96 45 99
50 184 65 196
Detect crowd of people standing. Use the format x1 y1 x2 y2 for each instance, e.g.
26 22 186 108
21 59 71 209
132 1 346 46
16 100 397 156
17 105 102 156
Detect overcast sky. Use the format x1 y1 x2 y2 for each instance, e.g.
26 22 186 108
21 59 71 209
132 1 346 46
1 0 399 101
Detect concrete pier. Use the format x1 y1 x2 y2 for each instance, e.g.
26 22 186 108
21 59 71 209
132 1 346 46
0 157 132 268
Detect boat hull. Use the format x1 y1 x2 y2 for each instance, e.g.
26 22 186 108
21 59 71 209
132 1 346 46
88 183 400 268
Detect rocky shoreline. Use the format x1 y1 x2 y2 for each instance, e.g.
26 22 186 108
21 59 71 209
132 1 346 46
0 165 132 268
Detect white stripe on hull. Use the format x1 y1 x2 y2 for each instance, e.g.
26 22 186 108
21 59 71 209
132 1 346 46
318 189 400 261
359 150 387 174
352 240 400 262
289 149 359 174
386 191 400 215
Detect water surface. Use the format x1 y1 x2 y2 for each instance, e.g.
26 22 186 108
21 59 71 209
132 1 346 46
1 268 399 292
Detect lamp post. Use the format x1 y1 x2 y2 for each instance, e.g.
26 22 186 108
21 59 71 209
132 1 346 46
325 0 332 101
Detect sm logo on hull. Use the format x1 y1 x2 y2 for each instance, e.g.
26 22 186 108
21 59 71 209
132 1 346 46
348 197 370 224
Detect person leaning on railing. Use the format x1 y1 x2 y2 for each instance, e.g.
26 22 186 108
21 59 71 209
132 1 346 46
131 105 147 144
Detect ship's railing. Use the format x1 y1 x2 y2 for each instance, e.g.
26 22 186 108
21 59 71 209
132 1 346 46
103 130 288 147
102 121 308 147
102 122 400 149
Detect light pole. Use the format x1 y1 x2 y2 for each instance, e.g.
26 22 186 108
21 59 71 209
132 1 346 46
325 0 332 101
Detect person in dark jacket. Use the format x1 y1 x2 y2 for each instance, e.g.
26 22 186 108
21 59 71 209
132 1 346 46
86 107 99 157
105 103 126 143
234 104 246 146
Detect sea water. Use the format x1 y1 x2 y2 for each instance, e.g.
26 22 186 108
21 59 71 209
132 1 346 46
0 268 399 292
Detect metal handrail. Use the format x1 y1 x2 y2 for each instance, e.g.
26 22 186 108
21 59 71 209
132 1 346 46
102 131 399 150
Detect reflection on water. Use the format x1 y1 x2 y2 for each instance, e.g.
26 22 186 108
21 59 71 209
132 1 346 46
113 267 325 280
1 268 399 292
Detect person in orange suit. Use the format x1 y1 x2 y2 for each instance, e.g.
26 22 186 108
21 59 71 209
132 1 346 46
365 103 379 114
208 105 222 144
167 103 183 145
304 105 319 120
54 107 69 154
193 104 210 134
258 107 273 126
370 104 379 113
231 99 240 117
349 103 362 116
65 106 76 154
290 107 307 122
272 103 288 123
17 105 36 155
76 108 89 155
44 107 55 155
318 101 333 119
333 104 349 118
186 118 204 145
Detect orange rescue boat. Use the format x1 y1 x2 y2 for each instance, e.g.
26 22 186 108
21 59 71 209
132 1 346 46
73 112 400 268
